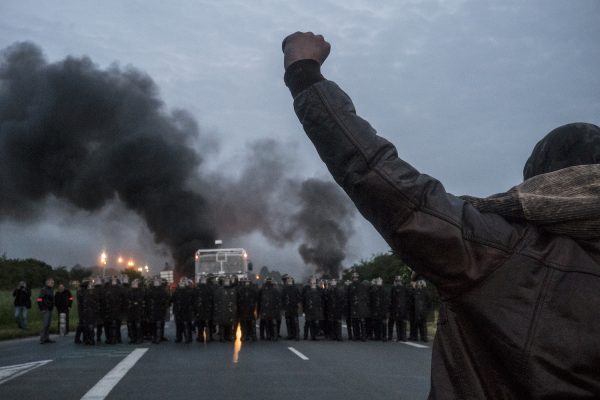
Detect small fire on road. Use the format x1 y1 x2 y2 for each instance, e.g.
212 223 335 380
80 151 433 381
233 324 242 364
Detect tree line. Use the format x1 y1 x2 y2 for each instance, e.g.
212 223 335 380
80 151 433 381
0 254 143 289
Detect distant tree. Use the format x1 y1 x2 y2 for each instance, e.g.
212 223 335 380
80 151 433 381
342 252 412 284
70 264 93 282
343 252 440 312
53 266 70 285
0 257 53 289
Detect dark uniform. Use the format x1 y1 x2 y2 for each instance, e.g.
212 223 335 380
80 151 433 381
54 287 73 335
126 283 145 344
237 281 258 341
95 281 107 343
302 284 323 340
258 280 281 341
281 280 301 340
146 282 170 344
171 283 194 343
104 280 126 344
369 282 389 341
325 283 345 341
75 284 85 343
347 280 370 341
213 280 237 342
81 281 100 345
412 284 430 342
194 279 214 342
388 283 409 341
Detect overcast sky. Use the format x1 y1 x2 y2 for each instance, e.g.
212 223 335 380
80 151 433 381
0 0 598 277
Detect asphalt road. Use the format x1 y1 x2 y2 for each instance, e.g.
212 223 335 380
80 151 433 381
0 322 432 400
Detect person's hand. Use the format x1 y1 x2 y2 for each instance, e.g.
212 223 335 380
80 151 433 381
282 32 331 69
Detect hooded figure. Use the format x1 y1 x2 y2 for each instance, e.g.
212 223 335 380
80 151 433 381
282 32 600 399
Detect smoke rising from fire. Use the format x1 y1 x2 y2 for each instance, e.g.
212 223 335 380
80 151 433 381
0 42 355 276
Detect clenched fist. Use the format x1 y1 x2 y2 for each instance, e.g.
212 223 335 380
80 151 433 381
282 32 331 69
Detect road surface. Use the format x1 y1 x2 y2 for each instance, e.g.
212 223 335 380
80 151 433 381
0 322 432 400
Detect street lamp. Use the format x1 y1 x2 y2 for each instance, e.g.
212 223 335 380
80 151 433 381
100 251 108 278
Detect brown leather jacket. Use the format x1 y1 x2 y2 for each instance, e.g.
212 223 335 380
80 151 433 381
288 76 600 399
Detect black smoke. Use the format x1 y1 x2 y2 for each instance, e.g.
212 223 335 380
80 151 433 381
207 141 356 277
292 179 355 278
0 42 355 277
0 42 215 273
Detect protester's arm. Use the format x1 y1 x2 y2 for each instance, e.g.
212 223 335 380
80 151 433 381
282 33 525 297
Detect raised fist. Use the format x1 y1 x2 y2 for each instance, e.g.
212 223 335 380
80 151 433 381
282 32 331 69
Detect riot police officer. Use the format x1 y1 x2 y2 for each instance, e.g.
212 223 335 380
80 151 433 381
237 277 258 342
80 279 100 345
95 277 107 343
213 276 237 342
104 276 126 344
369 277 389 341
146 276 170 344
413 280 431 342
325 279 345 341
388 276 408 341
126 278 145 344
302 277 323 341
194 275 214 342
281 276 301 341
347 273 370 341
172 277 194 343
258 277 281 341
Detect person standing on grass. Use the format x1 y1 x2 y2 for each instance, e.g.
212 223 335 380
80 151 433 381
13 281 31 330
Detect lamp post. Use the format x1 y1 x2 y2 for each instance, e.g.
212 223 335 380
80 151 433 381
100 251 108 278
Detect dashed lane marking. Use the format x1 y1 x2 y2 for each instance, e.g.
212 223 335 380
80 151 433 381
0 360 53 386
401 341 429 349
288 347 309 360
80 348 148 400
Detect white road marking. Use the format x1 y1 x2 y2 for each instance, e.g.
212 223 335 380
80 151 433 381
0 360 52 385
288 347 309 360
401 341 429 348
80 348 148 400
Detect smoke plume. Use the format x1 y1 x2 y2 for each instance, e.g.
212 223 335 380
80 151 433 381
0 42 355 277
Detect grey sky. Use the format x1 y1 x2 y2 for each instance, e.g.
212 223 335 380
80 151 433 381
0 0 598 277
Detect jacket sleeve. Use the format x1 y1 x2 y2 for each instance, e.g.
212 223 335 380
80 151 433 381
291 80 525 298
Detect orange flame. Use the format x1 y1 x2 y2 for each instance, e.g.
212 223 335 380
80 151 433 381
233 323 242 364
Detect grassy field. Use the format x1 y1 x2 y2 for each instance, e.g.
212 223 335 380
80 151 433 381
0 288 79 341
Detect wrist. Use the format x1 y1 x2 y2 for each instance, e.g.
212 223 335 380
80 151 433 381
284 59 325 97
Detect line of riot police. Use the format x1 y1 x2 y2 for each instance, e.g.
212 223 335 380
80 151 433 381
72 272 432 345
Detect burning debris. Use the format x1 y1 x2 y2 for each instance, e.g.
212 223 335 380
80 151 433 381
0 42 355 277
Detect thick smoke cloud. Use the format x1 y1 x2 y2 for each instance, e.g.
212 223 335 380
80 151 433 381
0 42 215 272
293 179 355 278
207 141 356 276
0 42 355 277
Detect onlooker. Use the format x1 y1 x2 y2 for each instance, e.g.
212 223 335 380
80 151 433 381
54 283 73 335
12 281 31 330
37 278 55 344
